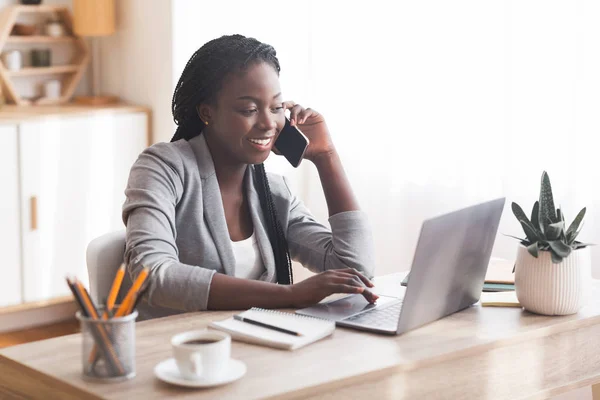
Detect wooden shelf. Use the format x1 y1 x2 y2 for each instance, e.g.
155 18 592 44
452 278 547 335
13 5 71 14
7 65 79 76
7 36 75 44
0 5 89 105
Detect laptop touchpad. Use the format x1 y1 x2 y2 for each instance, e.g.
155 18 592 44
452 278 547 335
296 295 399 321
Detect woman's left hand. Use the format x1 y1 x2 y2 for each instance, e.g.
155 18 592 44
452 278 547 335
283 101 335 163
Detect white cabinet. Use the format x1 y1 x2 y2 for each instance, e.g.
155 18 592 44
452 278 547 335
18 112 147 302
0 124 22 307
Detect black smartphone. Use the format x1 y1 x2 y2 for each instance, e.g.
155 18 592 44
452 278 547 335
274 117 310 168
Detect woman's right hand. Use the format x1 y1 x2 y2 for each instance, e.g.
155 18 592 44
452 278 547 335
286 268 379 308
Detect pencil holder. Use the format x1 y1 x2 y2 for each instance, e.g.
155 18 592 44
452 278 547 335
76 309 138 382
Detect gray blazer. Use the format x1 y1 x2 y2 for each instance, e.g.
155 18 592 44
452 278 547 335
123 134 375 319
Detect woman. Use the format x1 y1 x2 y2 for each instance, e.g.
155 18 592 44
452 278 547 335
123 34 377 320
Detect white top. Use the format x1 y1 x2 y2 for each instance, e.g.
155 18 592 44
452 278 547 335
231 232 265 280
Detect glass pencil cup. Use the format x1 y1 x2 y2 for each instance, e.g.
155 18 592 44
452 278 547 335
76 309 138 382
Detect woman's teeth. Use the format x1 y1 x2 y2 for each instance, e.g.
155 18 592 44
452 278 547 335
248 138 271 146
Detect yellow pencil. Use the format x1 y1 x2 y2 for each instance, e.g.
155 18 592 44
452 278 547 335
114 267 150 318
107 263 126 312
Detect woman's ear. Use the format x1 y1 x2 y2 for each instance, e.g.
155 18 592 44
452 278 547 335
197 105 212 125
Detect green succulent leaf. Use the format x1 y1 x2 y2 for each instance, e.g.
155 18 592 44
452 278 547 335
531 201 539 230
550 250 564 264
526 242 539 258
568 221 585 244
572 241 593 249
512 202 533 228
548 240 572 258
520 220 540 243
566 207 586 241
545 222 564 241
539 171 557 225
503 234 531 246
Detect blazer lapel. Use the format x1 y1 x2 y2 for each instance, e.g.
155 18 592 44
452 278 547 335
188 135 236 277
246 166 277 282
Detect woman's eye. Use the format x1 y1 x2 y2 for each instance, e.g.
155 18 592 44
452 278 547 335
271 106 284 113
241 109 257 116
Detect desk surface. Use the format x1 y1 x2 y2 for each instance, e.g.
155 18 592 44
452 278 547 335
2 274 600 400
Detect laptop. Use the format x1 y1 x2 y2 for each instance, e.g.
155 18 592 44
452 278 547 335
296 198 506 335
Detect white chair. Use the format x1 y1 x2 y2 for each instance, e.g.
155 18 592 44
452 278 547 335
86 230 127 305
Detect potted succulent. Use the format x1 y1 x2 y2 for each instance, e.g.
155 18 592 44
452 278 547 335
509 171 592 315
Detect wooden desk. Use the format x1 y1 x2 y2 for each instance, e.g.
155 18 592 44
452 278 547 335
2 276 600 399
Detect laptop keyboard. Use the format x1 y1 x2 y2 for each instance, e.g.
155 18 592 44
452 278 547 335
342 300 403 329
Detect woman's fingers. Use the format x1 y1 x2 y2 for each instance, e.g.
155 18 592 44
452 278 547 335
333 284 365 294
330 283 378 304
282 101 304 126
361 289 378 304
331 268 374 288
328 274 379 304
297 108 316 124
289 105 304 125
331 274 366 288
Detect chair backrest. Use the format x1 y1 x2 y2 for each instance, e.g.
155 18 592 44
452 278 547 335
86 230 127 305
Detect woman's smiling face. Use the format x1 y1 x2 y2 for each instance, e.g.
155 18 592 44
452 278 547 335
199 61 286 166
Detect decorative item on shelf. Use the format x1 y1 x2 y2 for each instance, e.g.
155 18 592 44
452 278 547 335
508 171 592 316
2 50 23 71
44 15 66 37
43 79 61 99
73 0 119 105
11 23 37 36
0 5 90 105
30 48 51 67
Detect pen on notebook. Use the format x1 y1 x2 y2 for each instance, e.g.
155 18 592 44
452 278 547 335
233 314 303 337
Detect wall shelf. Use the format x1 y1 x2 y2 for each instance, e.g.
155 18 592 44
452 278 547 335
7 65 79 77
7 36 76 44
0 5 89 106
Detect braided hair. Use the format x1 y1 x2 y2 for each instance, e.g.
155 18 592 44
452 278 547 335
170 34 293 285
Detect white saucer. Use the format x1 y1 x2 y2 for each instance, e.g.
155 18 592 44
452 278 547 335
154 358 246 388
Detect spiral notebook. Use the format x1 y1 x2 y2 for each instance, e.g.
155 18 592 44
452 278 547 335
209 308 335 350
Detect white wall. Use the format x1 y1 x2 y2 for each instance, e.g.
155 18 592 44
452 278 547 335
99 0 174 144
168 0 600 281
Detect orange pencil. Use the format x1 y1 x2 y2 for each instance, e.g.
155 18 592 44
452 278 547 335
106 263 126 313
114 267 150 318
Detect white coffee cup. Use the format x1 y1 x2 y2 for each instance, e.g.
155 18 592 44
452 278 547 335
171 330 231 381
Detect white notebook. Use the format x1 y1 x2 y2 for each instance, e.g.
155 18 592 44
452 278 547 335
209 308 335 350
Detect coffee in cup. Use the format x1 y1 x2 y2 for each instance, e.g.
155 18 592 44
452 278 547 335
171 330 231 381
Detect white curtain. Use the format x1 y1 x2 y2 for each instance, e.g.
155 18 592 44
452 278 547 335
173 0 600 277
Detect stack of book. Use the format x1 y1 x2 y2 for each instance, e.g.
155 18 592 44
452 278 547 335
483 258 514 292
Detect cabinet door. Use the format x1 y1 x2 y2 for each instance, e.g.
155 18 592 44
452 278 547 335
0 124 22 307
19 112 147 302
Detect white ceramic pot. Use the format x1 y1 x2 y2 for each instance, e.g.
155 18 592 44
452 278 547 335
515 245 591 315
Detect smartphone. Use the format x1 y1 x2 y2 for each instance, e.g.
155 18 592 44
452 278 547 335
274 117 310 168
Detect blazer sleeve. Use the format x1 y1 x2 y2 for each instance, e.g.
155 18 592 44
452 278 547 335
282 177 376 278
122 144 215 312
